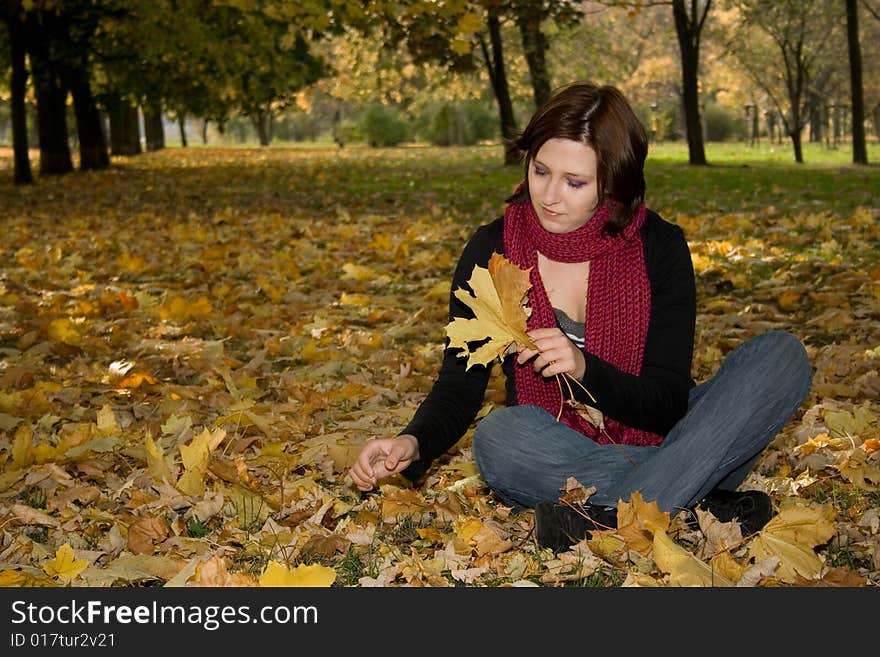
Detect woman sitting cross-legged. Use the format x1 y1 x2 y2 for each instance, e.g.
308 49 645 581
348 81 813 552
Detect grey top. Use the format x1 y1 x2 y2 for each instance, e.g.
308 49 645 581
553 307 585 349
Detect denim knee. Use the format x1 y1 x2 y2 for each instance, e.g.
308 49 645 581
472 405 528 471
752 330 813 398
471 405 551 494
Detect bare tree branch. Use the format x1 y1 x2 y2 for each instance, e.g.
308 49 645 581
859 0 879 21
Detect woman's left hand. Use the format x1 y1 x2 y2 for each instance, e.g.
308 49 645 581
516 327 586 380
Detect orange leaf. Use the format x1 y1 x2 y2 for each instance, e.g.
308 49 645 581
118 372 158 388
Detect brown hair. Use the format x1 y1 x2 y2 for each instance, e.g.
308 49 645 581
506 81 648 235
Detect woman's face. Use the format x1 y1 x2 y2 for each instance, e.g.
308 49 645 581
527 138 600 234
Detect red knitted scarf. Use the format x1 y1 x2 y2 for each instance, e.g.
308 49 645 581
502 199 664 446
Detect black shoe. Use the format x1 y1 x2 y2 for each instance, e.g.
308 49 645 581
534 501 618 552
688 489 774 535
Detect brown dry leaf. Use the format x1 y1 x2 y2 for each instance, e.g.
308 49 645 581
445 252 535 369
127 516 171 555
193 556 257 587
208 456 256 490
299 535 352 561
471 525 513 556
11 503 59 527
380 485 428 519
558 477 597 505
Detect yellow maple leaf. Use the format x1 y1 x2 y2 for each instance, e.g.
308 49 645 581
747 505 837 583
11 424 34 469
47 318 83 345
617 491 670 535
176 427 226 495
144 432 174 485
445 252 535 369
258 561 336 587
43 544 88 583
652 531 736 587
776 289 801 311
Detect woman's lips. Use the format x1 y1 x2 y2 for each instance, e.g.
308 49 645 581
541 206 560 217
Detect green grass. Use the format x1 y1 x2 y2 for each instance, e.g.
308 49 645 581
646 141 880 221
3 140 877 229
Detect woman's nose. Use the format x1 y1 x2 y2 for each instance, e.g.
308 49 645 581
542 178 562 205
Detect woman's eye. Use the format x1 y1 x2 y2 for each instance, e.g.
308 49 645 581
533 166 547 176
567 180 585 189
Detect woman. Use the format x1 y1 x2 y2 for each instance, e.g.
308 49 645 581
348 81 813 552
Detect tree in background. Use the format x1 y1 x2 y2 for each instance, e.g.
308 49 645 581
671 0 712 165
480 1 519 164
3 0 33 184
354 1 517 163
511 0 583 109
15 6 73 175
726 0 845 163
845 0 868 164
595 1 712 164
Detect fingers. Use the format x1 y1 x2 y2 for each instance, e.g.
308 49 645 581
516 328 583 378
383 439 415 473
349 455 377 491
348 438 417 492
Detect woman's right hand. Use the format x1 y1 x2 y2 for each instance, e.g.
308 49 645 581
348 435 420 491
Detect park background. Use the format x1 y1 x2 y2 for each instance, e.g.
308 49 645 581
0 1 879 589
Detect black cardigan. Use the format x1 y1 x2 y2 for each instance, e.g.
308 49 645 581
401 209 696 480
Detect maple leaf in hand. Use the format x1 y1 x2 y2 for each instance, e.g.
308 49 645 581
445 252 535 369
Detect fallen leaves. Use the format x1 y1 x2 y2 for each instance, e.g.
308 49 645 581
0 147 877 588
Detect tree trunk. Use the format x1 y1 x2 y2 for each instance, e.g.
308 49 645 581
480 6 518 166
143 101 165 151
178 115 188 147
672 0 709 165
790 131 803 163
808 93 822 143
6 12 33 184
67 67 109 170
788 110 804 163
515 2 551 109
108 96 141 156
874 105 880 142
253 111 270 146
845 0 868 164
27 19 73 176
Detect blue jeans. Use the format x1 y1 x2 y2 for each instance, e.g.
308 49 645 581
471 330 813 516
